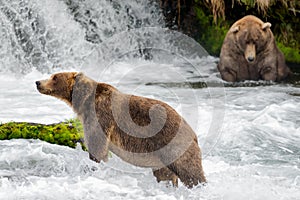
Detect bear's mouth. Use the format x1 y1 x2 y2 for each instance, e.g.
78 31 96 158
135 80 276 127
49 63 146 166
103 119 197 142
36 86 53 95
36 80 53 95
36 85 52 95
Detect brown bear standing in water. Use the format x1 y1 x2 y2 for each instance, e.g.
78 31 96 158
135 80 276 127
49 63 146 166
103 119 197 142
36 72 206 188
217 15 291 82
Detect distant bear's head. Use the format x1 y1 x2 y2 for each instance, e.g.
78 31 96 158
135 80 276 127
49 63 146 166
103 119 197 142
230 15 272 63
36 72 78 105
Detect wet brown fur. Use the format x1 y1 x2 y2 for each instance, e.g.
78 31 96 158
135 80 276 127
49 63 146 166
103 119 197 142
217 15 291 82
36 72 206 188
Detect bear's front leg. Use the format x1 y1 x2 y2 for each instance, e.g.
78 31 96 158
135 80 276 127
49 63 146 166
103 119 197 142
218 66 237 82
217 57 238 82
89 151 108 163
89 153 101 163
84 120 110 163
260 65 277 81
224 68 237 82
87 134 109 163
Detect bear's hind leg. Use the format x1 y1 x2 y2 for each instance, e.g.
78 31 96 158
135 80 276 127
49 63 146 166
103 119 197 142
169 154 206 188
153 167 178 187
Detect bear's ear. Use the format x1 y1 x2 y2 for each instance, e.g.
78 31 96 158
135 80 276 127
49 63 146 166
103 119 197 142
230 26 239 33
74 72 84 79
74 72 85 83
262 22 271 30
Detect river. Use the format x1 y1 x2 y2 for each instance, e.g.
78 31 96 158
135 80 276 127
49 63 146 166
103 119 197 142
0 0 299 199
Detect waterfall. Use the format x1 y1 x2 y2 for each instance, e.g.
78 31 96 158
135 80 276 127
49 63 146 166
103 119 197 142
0 0 170 74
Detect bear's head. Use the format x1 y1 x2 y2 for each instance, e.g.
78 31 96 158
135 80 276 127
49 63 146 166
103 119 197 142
36 72 78 105
230 15 272 63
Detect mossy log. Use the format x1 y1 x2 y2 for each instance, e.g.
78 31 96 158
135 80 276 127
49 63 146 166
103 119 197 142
0 119 85 149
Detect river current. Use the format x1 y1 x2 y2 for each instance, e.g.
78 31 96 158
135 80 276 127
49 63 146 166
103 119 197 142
0 0 299 199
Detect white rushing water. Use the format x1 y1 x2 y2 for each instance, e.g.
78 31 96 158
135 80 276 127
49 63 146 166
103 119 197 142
0 0 300 199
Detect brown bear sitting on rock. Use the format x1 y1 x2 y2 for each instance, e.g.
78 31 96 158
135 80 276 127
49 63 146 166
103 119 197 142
217 15 291 82
36 72 206 188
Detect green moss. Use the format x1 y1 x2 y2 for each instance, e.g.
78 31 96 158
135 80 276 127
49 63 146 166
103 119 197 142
0 119 85 149
0 129 8 140
277 42 300 64
193 6 229 56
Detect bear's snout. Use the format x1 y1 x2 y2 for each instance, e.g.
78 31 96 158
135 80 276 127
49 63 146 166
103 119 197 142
245 43 256 63
35 80 47 92
35 81 41 87
247 56 255 62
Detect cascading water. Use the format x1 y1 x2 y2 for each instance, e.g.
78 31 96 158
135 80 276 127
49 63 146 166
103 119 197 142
0 0 208 75
0 0 164 73
0 0 299 199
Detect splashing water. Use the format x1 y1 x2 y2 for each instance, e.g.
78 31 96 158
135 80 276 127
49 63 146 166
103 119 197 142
0 0 207 75
0 0 168 73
